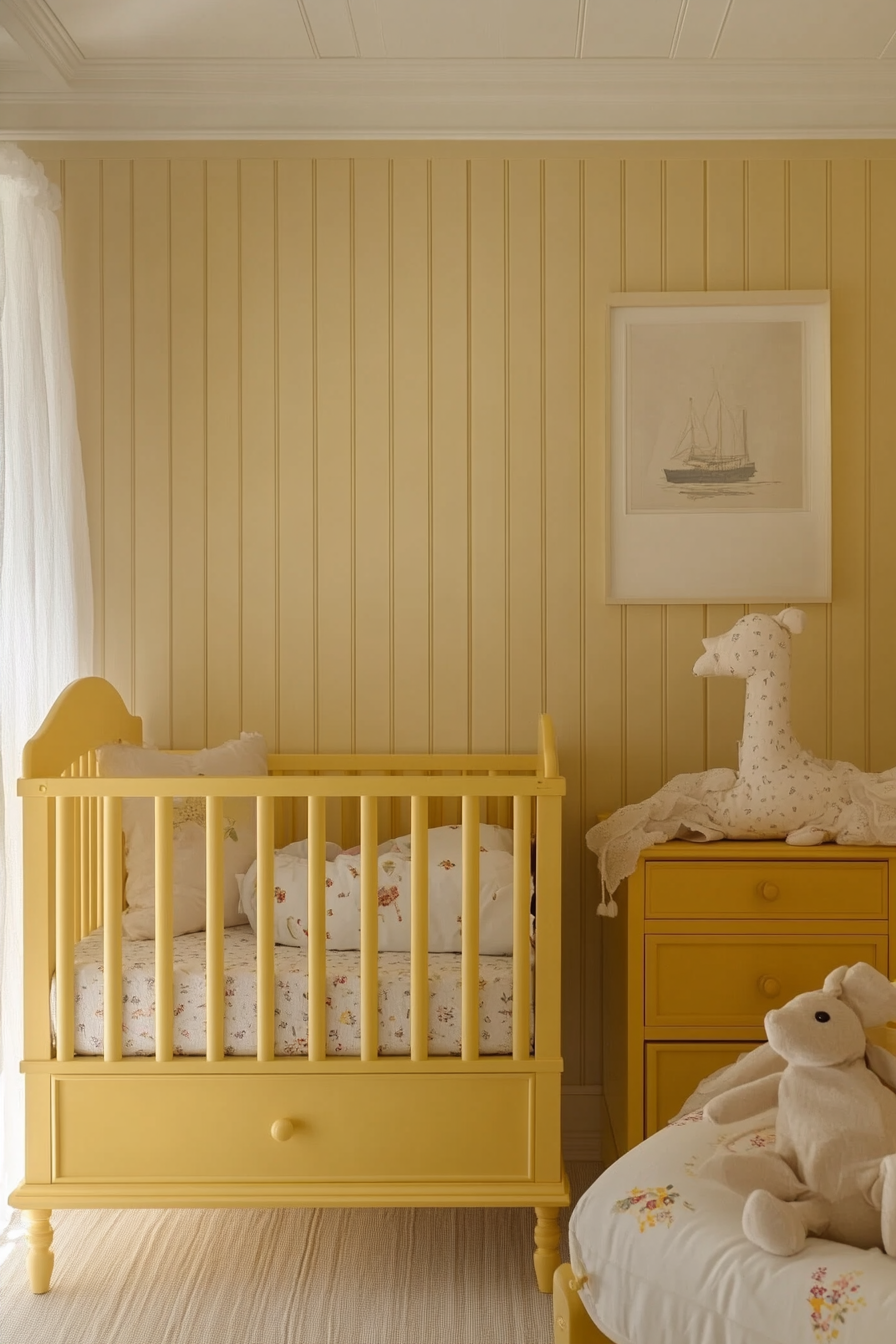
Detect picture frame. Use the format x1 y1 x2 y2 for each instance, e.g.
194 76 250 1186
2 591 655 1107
606 290 831 604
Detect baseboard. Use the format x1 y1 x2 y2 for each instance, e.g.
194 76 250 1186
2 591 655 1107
561 1085 603 1162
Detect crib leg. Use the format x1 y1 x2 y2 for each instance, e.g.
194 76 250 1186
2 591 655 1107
534 1205 561 1293
24 1209 54 1294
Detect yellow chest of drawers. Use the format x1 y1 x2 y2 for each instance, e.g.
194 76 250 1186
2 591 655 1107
601 840 896 1162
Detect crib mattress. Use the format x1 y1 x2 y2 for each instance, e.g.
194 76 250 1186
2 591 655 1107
58 927 525 1057
569 1110 896 1344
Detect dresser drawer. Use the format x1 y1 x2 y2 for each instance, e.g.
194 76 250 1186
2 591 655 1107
645 933 889 1028
645 860 887 920
645 1043 760 1136
53 1073 533 1183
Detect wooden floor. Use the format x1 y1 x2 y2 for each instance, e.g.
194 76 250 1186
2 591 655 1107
1 1163 600 1344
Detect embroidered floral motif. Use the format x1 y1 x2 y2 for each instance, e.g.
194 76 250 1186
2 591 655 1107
669 1109 704 1126
172 797 239 842
807 1267 866 1339
274 886 287 903
612 1184 693 1232
377 885 403 920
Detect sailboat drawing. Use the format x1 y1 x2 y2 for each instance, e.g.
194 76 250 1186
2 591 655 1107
664 389 756 485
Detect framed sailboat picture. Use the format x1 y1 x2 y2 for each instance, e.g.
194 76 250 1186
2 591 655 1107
606 290 831 603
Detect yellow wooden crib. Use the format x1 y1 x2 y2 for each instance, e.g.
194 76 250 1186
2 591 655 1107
10 676 569 1294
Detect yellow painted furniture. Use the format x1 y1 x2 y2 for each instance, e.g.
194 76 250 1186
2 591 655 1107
602 839 896 1162
9 677 568 1293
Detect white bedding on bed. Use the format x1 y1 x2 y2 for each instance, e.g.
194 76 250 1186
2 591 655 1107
569 1111 896 1344
57 927 528 1058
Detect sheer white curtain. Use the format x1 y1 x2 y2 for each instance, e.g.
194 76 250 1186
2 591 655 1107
0 145 93 1213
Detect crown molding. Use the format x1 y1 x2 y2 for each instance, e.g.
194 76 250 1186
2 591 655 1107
0 0 79 88
1 57 894 139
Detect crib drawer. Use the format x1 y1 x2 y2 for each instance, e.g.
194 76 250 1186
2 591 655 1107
645 933 889 1029
53 1072 533 1183
644 860 887 920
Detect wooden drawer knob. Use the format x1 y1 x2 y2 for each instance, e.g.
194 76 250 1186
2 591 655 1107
758 881 780 902
271 1118 295 1143
758 976 781 999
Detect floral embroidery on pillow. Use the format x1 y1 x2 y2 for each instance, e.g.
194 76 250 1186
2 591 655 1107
612 1184 694 1232
172 796 239 842
669 1109 704 1126
807 1267 865 1339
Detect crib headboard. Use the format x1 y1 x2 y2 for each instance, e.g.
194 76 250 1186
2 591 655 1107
22 677 142 779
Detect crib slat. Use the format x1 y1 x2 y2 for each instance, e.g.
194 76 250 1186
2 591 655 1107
461 795 480 1062
155 797 174 1063
72 791 82 944
360 795 378 1062
307 795 327 1061
103 796 123 1062
410 795 429 1061
512 795 531 1061
206 796 225 1063
89 752 100 933
55 798 75 1062
256 795 275 1062
79 759 90 936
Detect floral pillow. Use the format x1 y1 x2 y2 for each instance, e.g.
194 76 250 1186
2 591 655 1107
239 823 521 953
96 734 268 939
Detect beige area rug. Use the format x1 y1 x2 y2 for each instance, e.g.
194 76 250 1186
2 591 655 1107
1 1164 599 1344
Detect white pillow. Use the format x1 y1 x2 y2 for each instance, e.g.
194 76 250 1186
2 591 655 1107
96 734 269 940
239 823 521 953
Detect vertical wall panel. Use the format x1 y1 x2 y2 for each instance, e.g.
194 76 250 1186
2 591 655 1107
132 159 171 747
788 158 830 758
351 159 393 753
63 160 104 675
100 159 134 708
830 159 868 769
430 158 470 752
205 160 241 745
313 159 354 752
663 160 707 778
581 158 622 1089
704 158 747 770
583 160 623 815
507 158 545 753
543 158 584 1083
868 160 896 770
470 159 508 751
240 161 278 746
391 159 430 751
170 160 207 745
622 160 664 803
276 159 315 751
747 160 787 289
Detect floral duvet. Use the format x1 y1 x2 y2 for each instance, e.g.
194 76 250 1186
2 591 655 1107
569 1110 896 1344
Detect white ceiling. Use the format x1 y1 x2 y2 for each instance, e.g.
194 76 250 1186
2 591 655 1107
0 0 894 138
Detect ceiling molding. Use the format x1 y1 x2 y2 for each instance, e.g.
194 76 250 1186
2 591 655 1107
0 0 79 88
1 56 894 139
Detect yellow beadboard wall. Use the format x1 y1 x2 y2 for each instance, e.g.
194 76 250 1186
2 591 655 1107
29 140 896 1100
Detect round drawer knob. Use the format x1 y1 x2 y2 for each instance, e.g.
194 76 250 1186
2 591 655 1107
271 1118 295 1143
759 881 780 902
758 976 781 999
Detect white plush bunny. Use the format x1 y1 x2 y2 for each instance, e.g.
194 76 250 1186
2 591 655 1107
698 963 896 1257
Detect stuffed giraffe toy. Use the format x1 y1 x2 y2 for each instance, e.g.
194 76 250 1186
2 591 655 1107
691 607 855 845
586 608 896 912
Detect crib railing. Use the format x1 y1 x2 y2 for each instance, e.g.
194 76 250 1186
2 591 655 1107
21 702 563 1074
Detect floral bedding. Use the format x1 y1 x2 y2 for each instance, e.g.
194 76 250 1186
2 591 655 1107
57 926 530 1057
569 1110 896 1344
238 823 525 954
